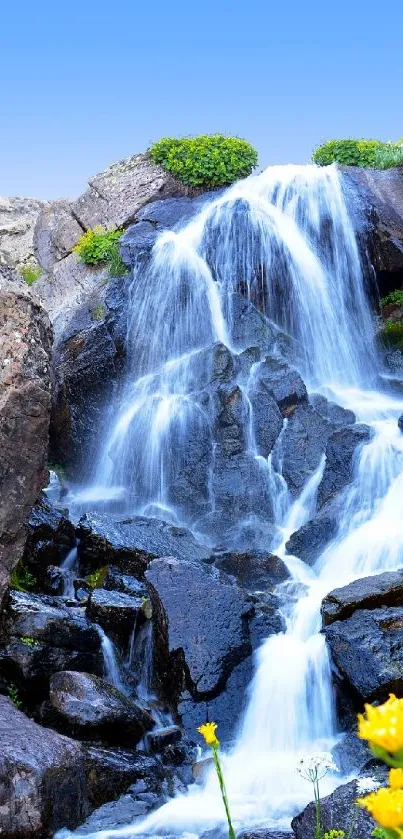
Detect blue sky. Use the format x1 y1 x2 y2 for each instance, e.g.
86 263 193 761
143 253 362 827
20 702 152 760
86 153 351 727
1 0 402 199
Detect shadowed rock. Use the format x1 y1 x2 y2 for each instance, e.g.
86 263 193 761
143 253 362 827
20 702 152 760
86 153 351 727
322 570 403 626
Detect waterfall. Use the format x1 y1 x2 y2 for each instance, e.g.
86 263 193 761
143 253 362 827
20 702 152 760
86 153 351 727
56 164 403 839
96 625 128 695
60 545 78 598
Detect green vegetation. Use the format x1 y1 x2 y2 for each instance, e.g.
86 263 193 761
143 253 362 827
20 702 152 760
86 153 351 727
19 261 42 286
73 226 127 277
150 134 258 188
10 561 36 593
86 566 108 589
312 138 403 170
8 686 23 710
379 320 403 349
19 636 40 647
380 289 403 308
91 303 106 321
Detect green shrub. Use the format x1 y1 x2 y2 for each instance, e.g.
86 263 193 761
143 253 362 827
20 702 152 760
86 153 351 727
150 134 258 188
19 636 40 647
86 567 108 589
313 138 403 170
379 320 403 349
73 227 127 276
10 561 36 593
8 686 23 710
380 289 403 308
19 262 42 286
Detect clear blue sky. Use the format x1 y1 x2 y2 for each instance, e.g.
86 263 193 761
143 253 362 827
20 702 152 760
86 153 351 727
1 0 402 199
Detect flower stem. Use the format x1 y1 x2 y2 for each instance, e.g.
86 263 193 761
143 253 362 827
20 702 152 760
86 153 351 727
212 745 236 839
314 778 323 839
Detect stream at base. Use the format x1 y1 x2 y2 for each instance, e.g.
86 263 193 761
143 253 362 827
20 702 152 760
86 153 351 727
56 164 403 838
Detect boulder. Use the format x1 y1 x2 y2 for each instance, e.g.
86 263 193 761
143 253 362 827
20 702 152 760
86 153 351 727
77 513 211 576
103 567 148 598
228 292 291 355
309 393 356 426
84 746 165 809
239 832 292 839
0 695 89 838
87 588 144 645
292 779 376 839
281 403 332 496
0 266 52 604
45 670 153 744
0 196 49 269
22 494 75 580
146 557 252 700
317 424 373 509
34 199 82 272
325 606 403 701
251 356 307 417
322 570 403 626
285 507 338 565
212 551 290 590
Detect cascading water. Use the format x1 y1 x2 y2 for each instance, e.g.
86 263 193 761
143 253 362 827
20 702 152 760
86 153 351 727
57 164 403 839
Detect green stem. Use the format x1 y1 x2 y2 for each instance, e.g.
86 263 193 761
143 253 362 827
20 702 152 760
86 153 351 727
314 778 323 839
212 746 236 839
346 805 358 839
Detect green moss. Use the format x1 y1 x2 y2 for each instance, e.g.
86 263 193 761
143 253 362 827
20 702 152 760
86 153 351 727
19 636 40 647
379 320 403 349
86 566 108 589
91 303 106 321
73 226 127 277
19 262 42 286
8 686 23 710
150 134 258 188
380 289 403 308
10 561 36 593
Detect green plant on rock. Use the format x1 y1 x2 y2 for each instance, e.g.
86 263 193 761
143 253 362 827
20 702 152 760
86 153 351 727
312 138 403 170
73 226 127 277
19 636 40 647
379 320 403 349
374 143 403 170
19 261 42 286
91 303 106 321
380 290 403 309
8 686 23 710
10 561 36 593
86 567 108 589
150 134 258 188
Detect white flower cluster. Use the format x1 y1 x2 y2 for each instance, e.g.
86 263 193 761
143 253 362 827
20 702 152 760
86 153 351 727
297 751 338 781
355 777 380 794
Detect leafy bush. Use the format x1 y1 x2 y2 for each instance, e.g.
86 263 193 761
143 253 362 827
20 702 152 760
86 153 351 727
86 566 108 589
313 138 403 170
19 636 39 647
150 134 258 188
73 227 127 276
380 289 403 308
19 262 42 286
8 686 23 710
379 320 403 349
10 561 36 592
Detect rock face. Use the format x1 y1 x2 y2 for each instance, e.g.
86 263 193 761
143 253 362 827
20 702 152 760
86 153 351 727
22 494 75 584
0 695 89 838
0 197 49 269
322 570 403 625
44 670 153 744
0 265 52 604
87 588 144 645
292 779 376 839
317 424 373 509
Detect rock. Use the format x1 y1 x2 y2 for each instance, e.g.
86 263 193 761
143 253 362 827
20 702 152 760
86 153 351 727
0 196 49 269
331 732 372 775
146 557 251 701
77 513 211 576
399 412 403 431
120 195 204 267
292 779 374 839
103 567 148 598
317 424 373 509
34 253 108 340
145 724 182 753
310 393 356 426
252 356 307 417
239 832 292 839
43 565 66 595
87 588 144 645
1 591 102 694
325 606 403 701
22 494 75 581
213 551 290 590
0 695 89 838
285 507 338 565
45 670 153 744
228 292 290 355
34 200 83 272
322 570 403 626
71 152 189 231
281 403 332 496
247 377 284 458
0 266 52 604
84 746 164 809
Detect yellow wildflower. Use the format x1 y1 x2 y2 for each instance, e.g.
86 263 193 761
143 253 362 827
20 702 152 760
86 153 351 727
358 694 403 754
390 768 403 789
358 787 403 830
197 721 220 748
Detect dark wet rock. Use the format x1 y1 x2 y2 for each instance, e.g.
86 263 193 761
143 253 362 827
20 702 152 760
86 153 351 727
119 221 158 265
281 403 332 496
248 604 284 644
317 423 373 509
43 564 65 595
78 513 211 576
84 746 164 809
211 452 273 523
399 412 403 431
247 378 284 458
0 266 52 606
0 695 89 838
145 724 182 753
331 732 372 776
213 551 290 590
22 494 75 580
87 588 145 645
44 670 153 744
292 779 374 839
239 831 292 839
104 567 148 598
253 357 307 417
325 606 403 702
310 393 356 426
214 383 248 458
146 556 251 700
228 292 293 359
322 570 403 626
285 507 338 565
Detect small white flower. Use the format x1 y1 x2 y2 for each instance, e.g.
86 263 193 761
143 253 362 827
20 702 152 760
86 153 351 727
356 777 380 794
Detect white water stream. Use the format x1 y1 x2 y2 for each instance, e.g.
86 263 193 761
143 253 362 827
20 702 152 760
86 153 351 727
56 165 403 838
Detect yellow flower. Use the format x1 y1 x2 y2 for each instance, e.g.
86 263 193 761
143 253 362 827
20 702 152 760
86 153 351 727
358 787 403 830
197 721 220 748
358 694 403 754
390 768 403 789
